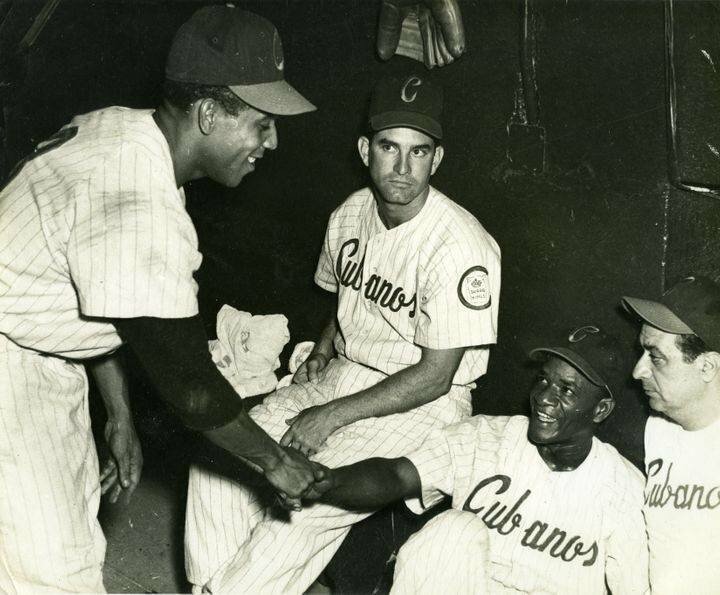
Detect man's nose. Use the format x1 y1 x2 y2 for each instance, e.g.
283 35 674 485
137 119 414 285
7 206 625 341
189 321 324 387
632 355 649 380
535 386 556 406
263 122 278 151
394 152 410 175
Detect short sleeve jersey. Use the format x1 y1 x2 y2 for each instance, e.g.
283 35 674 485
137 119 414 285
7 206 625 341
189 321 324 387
314 186 501 386
406 415 649 594
0 107 201 359
644 414 720 595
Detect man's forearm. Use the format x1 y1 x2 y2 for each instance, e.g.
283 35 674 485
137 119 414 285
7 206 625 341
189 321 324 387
319 457 420 510
311 315 338 360
113 315 285 472
87 350 132 422
326 346 466 427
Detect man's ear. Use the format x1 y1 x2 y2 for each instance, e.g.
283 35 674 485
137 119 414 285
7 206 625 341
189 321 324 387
197 98 217 136
430 144 444 175
593 396 615 424
700 351 720 383
358 136 370 166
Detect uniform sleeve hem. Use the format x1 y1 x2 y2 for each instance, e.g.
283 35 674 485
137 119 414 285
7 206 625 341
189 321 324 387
80 303 199 319
314 278 338 293
415 336 497 350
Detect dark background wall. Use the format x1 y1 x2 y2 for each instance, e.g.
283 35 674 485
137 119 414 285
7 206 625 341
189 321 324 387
2 0 719 470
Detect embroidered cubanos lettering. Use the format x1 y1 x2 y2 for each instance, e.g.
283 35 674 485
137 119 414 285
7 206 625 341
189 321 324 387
336 238 417 318
462 474 599 567
645 458 720 510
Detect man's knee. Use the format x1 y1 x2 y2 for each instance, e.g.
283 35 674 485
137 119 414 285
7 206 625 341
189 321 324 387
398 509 489 562
393 510 489 594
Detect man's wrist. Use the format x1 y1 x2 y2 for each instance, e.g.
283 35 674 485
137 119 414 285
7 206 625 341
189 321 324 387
105 411 133 427
257 443 289 475
322 399 350 431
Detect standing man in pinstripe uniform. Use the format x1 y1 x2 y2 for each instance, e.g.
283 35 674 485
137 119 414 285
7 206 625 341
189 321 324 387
185 73 501 594
0 6 318 593
306 326 649 595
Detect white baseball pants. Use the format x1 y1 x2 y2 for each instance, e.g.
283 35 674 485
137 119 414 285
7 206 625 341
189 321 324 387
185 356 471 594
0 336 105 594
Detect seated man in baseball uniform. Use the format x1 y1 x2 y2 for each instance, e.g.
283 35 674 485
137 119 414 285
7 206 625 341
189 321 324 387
0 6 321 593
306 325 649 595
184 73 501 593
622 275 720 594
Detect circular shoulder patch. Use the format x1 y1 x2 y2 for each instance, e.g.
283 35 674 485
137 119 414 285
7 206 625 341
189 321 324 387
458 266 491 310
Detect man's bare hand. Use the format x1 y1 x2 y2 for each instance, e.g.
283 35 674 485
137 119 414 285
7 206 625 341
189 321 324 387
280 405 340 456
264 446 318 500
101 418 143 505
302 463 335 500
292 353 329 384
275 462 330 510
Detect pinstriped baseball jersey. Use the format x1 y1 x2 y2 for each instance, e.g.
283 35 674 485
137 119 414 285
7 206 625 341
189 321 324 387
405 415 648 594
314 185 500 386
0 106 202 591
0 106 201 359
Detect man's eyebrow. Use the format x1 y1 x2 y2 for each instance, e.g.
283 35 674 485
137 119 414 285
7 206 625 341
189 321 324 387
640 340 664 355
375 136 396 145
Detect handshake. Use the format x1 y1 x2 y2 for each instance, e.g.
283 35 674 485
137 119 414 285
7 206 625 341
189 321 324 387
264 445 335 510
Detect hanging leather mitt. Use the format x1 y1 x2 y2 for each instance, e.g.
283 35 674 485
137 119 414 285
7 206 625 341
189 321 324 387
376 0 466 69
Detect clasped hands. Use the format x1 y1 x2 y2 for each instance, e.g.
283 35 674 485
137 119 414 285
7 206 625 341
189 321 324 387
266 446 334 511
268 400 342 508
265 352 340 509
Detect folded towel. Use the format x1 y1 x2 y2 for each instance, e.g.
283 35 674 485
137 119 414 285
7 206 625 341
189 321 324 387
209 305 290 397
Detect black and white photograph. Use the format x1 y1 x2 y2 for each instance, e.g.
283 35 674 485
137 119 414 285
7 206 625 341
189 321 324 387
0 0 718 593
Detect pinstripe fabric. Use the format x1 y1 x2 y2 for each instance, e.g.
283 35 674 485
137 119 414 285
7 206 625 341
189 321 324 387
403 415 649 594
391 509 491 595
0 336 104 594
0 107 201 591
185 186 498 592
314 186 501 386
190 357 471 594
0 107 200 360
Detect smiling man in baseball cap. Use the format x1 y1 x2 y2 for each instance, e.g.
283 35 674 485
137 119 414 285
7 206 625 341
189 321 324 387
622 275 720 594
300 324 647 594
158 5 315 188
0 4 320 593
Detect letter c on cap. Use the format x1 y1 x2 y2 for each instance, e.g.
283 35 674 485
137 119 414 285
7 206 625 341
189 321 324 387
273 31 284 71
401 76 422 103
568 325 600 343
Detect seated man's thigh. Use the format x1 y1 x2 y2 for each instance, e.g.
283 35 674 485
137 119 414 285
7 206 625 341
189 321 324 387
392 509 490 595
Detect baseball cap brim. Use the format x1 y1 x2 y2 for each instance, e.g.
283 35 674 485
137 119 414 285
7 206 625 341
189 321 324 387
529 347 608 389
230 80 316 116
621 297 694 335
370 111 443 140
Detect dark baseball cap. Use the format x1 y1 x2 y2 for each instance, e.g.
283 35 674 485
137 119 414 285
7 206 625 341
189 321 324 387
622 275 720 352
529 325 625 399
368 74 443 139
165 5 315 116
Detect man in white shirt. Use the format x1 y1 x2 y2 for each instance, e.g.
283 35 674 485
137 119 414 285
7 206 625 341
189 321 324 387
184 73 501 594
0 7 319 592
307 324 649 594
623 275 720 594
